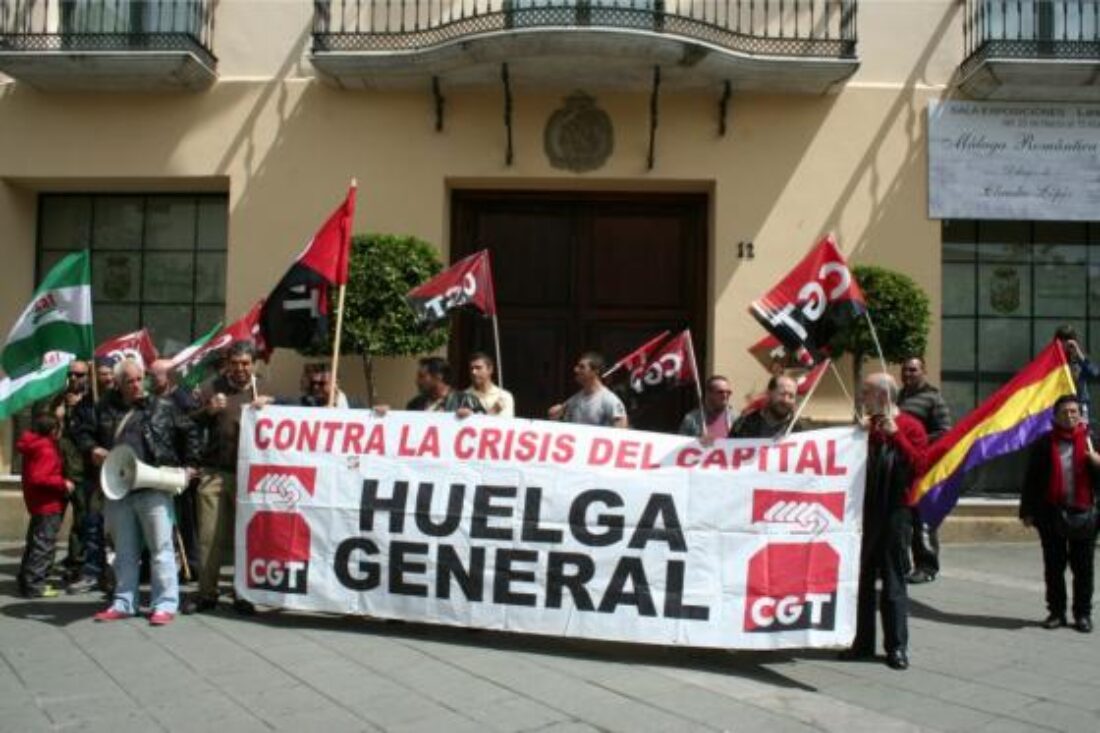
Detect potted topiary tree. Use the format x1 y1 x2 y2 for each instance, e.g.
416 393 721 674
317 233 449 406
829 265 931 391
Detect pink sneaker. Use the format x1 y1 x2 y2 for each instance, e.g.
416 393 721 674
149 611 175 627
93 608 130 622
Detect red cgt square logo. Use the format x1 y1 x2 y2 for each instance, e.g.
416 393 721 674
744 541 839 633
246 511 311 594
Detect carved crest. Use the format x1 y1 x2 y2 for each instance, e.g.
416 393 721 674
990 266 1021 314
544 92 614 173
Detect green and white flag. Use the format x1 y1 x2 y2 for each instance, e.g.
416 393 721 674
169 320 225 388
0 353 74 421
2 251 93 378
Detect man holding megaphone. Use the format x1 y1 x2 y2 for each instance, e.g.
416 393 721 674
89 360 201 626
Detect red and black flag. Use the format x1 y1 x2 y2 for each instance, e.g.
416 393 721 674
603 330 671 380
627 329 698 395
261 183 356 351
95 328 158 369
741 359 830 415
407 250 496 326
747 333 800 373
170 300 270 387
748 235 865 367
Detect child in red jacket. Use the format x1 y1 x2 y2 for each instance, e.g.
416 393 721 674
16 406 74 598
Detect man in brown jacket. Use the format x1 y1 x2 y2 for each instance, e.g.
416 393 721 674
182 341 263 615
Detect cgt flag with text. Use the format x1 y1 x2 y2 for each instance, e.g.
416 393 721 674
236 408 866 650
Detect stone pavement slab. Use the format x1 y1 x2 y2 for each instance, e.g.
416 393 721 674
0 542 1097 732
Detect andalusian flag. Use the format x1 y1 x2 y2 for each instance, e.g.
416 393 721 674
910 339 1077 528
168 320 224 388
0 353 74 421
1 251 93 378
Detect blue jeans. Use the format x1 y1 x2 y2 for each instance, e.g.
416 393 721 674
79 479 106 581
105 490 178 615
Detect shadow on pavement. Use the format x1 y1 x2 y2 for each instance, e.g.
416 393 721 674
224 606 819 692
1 598 105 627
909 597 1038 630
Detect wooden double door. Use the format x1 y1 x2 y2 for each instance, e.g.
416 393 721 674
449 191 708 432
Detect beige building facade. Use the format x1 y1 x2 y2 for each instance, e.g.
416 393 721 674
0 0 1095 471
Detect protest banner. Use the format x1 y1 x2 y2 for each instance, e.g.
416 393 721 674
236 407 866 650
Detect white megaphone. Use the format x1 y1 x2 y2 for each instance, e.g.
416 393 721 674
101 445 189 501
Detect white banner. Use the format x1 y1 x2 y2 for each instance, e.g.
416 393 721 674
928 100 1100 221
235 407 867 650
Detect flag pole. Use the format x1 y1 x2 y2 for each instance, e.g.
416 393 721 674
784 358 829 438
492 314 504 389
328 284 347 408
827 359 858 421
685 330 706 437
329 178 356 409
1058 345 1092 451
864 311 889 374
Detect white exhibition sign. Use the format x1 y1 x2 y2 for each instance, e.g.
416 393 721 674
929 100 1100 221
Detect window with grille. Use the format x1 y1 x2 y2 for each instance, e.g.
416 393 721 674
941 220 1100 425
37 193 228 356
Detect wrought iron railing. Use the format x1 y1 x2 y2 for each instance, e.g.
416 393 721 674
0 0 216 64
963 0 1100 68
312 0 858 59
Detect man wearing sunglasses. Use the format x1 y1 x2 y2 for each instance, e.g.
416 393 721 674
62 361 109 595
678 375 736 439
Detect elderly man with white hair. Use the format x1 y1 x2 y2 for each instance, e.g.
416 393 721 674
87 360 201 626
840 372 927 671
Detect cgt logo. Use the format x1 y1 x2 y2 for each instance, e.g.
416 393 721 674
248 465 316 509
420 273 478 321
630 354 683 394
752 489 845 533
744 542 839 633
246 511 311 594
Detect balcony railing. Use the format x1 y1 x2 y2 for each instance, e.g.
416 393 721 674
312 0 858 59
0 0 216 66
963 0 1100 68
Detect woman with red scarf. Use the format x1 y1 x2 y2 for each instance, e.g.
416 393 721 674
1020 394 1099 633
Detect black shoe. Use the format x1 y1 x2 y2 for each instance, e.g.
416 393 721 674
1074 617 1092 633
232 598 256 616
1042 613 1067 629
906 570 934 584
180 596 217 615
837 648 874 661
886 649 909 670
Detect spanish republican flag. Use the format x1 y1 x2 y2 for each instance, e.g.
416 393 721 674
910 340 1077 528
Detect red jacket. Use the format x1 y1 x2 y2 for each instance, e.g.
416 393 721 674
16 431 69 516
868 411 928 509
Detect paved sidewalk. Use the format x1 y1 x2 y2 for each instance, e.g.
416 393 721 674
0 542 1097 732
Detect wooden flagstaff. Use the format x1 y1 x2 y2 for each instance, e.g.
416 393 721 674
864 311 889 375
827 359 860 421
491 313 504 389
329 179 356 408
784 357 830 439
685 329 706 438
328 284 348 408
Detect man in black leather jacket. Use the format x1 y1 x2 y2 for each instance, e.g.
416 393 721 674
87 360 201 626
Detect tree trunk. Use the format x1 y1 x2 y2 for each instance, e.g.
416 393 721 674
363 351 376 407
